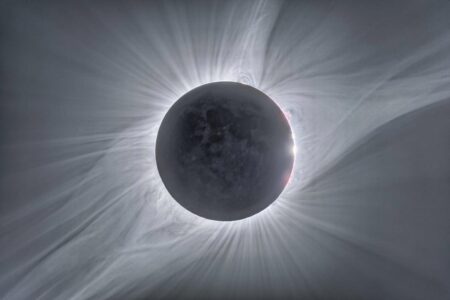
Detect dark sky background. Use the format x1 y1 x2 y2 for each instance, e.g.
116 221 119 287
1 1 450 299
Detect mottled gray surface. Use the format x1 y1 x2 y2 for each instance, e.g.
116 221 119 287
156 82 294 221
1 1 450 299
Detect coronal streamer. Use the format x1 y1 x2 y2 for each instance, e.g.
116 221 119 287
1 1 450 299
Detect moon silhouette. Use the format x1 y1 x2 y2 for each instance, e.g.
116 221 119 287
156 82 294 221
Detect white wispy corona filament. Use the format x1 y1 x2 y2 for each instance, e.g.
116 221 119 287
1 1 450 299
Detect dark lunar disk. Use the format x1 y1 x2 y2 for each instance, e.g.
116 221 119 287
156 82 294 221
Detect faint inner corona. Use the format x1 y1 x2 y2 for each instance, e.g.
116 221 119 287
156 82 295 221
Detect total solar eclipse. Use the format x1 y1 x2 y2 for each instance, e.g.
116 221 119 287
156 82 295 221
